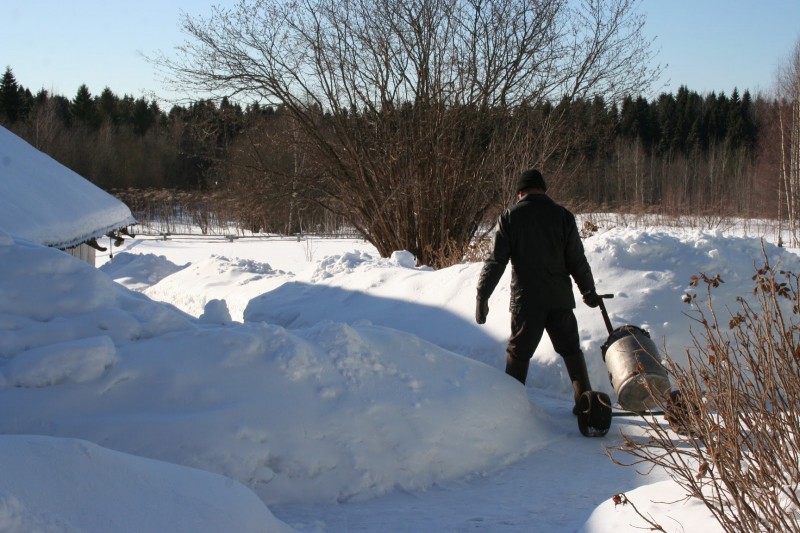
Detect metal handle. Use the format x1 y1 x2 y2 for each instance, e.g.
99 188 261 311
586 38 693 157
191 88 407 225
597 293 614 335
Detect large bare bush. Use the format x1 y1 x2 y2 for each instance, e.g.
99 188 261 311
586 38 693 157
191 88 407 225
609 256 800 531
155 0 657 267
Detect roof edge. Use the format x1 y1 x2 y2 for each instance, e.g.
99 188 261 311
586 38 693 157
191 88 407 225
49 217 138 250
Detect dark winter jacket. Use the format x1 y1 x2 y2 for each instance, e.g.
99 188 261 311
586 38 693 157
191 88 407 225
476 193 595 312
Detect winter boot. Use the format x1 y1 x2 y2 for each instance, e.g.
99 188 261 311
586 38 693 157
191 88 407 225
563 352 592 415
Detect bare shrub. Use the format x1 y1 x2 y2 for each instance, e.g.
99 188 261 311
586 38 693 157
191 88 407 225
608 252 800 532
580 219 600 239
155 0 658 268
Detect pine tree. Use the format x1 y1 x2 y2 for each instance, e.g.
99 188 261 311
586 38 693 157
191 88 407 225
0 66 22 124
131 97 154 135
97 87 119 125
71 84 99 129
740 90 758 154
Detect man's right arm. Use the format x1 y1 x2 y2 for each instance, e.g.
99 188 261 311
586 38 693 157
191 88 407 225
477 215 511 300
563 211 595 295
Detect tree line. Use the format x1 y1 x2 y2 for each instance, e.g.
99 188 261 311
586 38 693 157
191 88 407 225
1 67 219 191
0 64 794 267
1 68 768 211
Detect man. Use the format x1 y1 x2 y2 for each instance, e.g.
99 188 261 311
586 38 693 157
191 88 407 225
475 168 601 414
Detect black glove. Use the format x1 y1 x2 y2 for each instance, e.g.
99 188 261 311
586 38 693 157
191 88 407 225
583 289 602 308
476 297 489 324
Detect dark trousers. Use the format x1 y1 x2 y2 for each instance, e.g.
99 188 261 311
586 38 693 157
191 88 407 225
505 307 589 393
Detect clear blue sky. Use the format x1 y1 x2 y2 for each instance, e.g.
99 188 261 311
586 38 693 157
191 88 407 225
3 0 799 103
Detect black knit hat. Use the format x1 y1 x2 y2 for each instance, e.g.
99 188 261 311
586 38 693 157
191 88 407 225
516 169 547 192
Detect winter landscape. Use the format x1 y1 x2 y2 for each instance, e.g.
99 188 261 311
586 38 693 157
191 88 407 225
3 0 799 529
3 198 798 531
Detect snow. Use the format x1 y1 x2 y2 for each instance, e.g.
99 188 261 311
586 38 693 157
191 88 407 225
0 434 292 532
0 126 135 249
2 125 796 532
2 221 797 532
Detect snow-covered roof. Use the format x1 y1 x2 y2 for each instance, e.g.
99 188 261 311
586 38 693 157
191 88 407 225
0 125 136 249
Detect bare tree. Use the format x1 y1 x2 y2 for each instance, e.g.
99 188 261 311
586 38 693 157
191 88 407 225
19 96 66 155
777 37 800 246
155 0 658 267
217 110 325 234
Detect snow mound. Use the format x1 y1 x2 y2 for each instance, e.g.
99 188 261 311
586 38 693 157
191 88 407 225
1 320 557 505
0 238 194 358
199 298 234 325
390 250 420 268
0 236 556 507
0 434 294 533
100 251 188 291
310 250 431 282
141 254 288 320
311 250 377 281
578 478 723 533
3 336 116 388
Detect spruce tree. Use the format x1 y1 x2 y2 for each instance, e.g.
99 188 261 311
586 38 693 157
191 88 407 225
0 66 22 124
71 84 99 129
131 97 155 135
97 87 119 125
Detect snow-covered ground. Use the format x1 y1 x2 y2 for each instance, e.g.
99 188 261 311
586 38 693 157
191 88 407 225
3 218 797 532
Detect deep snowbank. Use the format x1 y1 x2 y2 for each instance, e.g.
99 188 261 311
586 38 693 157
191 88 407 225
0 232 558 517
0 434 293 532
